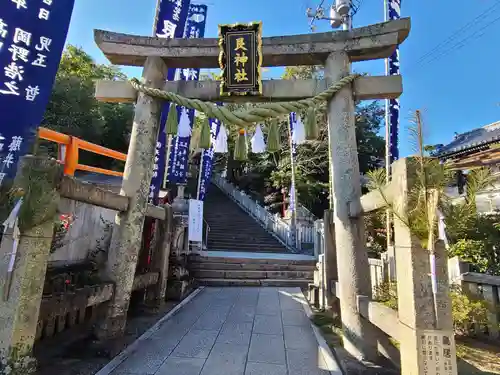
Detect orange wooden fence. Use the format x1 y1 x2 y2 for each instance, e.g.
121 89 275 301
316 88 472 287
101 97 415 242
38 127 127 177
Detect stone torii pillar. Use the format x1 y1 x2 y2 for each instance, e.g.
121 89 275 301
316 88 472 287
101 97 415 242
92 18 410 358
325 51 382 361
97 56 167 339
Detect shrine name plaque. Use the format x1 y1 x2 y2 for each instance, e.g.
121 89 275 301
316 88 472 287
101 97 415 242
218 22 263 96
417 330 458 375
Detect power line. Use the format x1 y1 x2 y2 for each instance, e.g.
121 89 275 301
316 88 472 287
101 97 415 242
413 12 500 71
411 0 500 68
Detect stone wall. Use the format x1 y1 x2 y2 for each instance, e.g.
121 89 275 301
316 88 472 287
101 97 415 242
49 198 116 263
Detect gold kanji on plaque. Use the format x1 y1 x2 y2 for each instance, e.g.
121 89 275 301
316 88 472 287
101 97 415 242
218 22 263 96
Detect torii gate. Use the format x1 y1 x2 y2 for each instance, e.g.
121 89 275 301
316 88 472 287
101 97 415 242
93 18 457 375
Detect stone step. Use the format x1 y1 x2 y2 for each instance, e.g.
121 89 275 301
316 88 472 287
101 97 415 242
207 230 275 237
196 278 311 287
190 255 316 266
207 240 286 248
207 245 288 253
190 262 315 271
191 269 314 279
207 237 285 244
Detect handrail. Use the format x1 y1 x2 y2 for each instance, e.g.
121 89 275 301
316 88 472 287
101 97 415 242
203 218 210 250
212 173 316 254
38 127 126 177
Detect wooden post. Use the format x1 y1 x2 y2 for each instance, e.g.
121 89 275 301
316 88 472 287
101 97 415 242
392 158 458 375
0 157 61 358
97 56 167 339
324 51 380 361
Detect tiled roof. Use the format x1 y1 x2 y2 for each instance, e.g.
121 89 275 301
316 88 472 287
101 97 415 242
436 121 500 157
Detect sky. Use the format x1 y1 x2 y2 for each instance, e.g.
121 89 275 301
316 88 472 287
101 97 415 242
65 0 500 157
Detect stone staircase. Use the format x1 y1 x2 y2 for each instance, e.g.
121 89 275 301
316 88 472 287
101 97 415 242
190 253 316 287
204 183 289 253
196 183 316 287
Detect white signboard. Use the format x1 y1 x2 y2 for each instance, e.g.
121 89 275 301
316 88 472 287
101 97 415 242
418 330 457 375
188 199 203 243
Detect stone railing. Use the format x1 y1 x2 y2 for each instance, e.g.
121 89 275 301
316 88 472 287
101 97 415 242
0 156 180 357
212 173 315 254
310 158 460 373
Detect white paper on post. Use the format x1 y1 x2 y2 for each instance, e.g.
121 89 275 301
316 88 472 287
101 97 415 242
188 199 204 243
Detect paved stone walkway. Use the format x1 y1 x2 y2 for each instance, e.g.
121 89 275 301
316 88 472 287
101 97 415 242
105 287 338 375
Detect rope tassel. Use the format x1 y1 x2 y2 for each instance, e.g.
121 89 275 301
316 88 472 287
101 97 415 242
305 106 318 140
165 103 178 135
234 129 248 161
199 118 211 149
267 120 280 153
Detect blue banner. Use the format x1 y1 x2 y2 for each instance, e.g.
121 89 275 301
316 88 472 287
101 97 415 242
288 113 298 215
166 4 207 185
289 112 298 157
388 0 401 162
0 0 75 187
197 116 221 201
149 0 191 203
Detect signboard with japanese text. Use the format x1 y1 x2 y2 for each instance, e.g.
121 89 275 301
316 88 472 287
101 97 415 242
218 22 262 97
197 116 221 201
149 0 191 203
0 0 75 187
188 199 203 243
165 4 207 185
418 330 457 375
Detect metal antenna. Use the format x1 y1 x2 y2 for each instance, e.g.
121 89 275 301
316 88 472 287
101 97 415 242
306 0 326 31
306 1 363 31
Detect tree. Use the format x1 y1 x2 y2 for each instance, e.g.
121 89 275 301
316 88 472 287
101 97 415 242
226 66 385 217
41 45 133 170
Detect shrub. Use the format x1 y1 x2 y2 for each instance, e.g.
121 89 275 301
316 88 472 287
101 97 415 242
373 282 490 337
373 281 398 310
450 287 490 337
448 214 500 276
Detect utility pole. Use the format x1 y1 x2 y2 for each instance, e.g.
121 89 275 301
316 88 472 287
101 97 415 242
306 1 361 31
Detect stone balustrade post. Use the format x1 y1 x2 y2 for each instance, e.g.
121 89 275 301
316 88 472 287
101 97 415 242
392 158 458 375
323 209 338 314
0 156 61 362
147 205 174 306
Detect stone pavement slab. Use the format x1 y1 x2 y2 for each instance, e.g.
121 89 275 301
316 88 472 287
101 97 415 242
104 286 341 375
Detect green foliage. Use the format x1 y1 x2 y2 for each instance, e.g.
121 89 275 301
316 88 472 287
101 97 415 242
374 282 491 337
14 158 62 232
450 287 490 337
448 215 500 275
227 66 385 217
41 45 133 171
373 281 399 310
366 111 497 259
364 211 387 256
